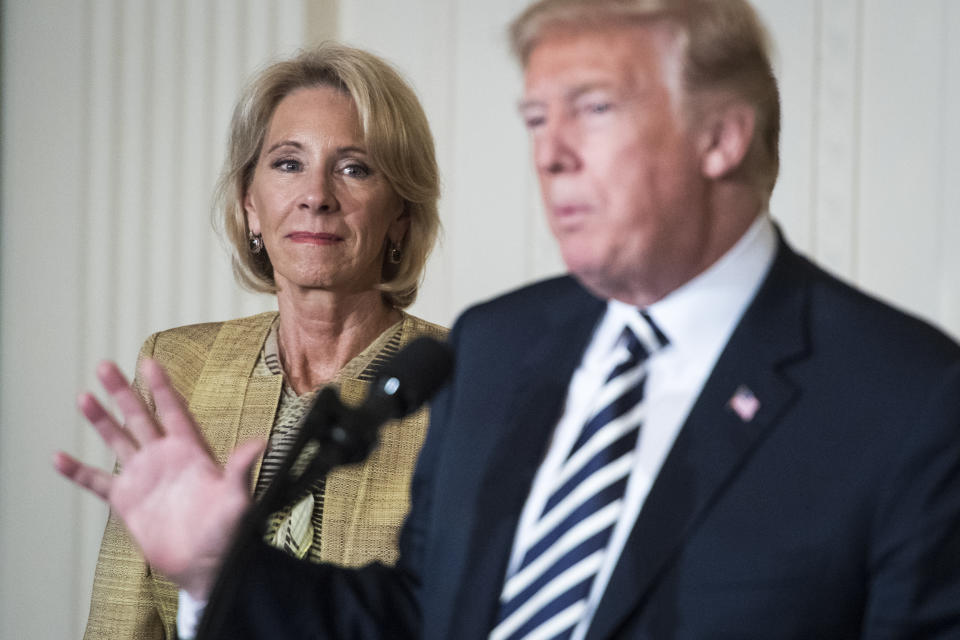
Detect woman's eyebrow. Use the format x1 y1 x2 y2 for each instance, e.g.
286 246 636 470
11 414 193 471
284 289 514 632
264 140 304 154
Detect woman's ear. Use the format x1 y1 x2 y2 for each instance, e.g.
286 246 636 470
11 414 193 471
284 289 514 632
244 192 261 236
699 102 756 179
388 204 411 246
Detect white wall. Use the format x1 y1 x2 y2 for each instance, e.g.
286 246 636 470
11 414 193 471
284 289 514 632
2 1 958 637
1 2 310 637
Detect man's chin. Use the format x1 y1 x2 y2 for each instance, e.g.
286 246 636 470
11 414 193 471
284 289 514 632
565 262 616 301
565 261 664 307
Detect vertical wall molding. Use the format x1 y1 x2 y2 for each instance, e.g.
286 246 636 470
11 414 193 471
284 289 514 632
937 0 960 334
812 0 861 279
856 2 945 322
2 1 88 637
75 3 117 629
306 0 339 44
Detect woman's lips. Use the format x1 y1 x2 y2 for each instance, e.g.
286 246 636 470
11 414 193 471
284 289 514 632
287 232 342 245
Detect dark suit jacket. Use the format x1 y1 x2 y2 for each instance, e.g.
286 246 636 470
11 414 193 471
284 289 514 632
203 239 960 639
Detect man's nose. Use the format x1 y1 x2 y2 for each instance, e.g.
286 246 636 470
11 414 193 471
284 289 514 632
534 115 580 175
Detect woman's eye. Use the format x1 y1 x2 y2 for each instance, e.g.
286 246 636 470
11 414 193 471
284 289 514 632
342 163 370 178
272 158 302 172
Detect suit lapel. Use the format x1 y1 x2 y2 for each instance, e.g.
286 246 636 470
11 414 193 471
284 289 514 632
586 243 812 639
448 283 607 638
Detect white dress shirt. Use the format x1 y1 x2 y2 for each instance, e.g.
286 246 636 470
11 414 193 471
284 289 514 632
501 214 777 640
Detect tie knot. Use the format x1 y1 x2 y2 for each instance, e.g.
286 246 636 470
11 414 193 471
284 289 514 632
607 316 665 384
640 310 669 347
621 311 668 365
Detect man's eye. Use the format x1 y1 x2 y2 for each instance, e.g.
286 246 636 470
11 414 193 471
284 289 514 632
272 158 302 172
523 115 546 130
583 101 612 115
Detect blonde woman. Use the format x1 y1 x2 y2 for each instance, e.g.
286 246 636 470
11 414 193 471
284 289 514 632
82 43 445 639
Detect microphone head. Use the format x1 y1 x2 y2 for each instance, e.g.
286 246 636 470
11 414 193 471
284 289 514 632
371 336 454 417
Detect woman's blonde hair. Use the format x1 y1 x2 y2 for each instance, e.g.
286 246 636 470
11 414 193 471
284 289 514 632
214 42 440 308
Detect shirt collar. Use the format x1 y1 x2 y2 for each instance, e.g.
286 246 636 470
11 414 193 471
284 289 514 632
604 213 778 361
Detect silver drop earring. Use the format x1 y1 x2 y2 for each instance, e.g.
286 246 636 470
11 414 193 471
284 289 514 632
249 233 264 254
389 242 402 264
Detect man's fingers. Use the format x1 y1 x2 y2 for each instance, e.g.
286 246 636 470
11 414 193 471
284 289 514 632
53 452 113 500
77 392 139 461
97 360 162 443
139 358 205 444
224 439 267 492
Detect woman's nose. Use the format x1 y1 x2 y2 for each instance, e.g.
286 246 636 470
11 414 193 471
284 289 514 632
299 171 337 213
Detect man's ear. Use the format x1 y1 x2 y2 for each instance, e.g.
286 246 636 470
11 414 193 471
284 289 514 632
699 102 756 179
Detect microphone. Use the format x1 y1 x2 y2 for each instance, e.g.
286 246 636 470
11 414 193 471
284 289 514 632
264 336 454 510
353 335 456 419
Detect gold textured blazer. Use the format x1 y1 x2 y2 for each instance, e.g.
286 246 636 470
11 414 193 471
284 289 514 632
83 311 447 639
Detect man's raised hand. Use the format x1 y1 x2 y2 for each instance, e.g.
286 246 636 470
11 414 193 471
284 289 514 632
54 358 264 599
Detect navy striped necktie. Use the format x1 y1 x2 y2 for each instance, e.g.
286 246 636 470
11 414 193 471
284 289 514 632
490 313 668 640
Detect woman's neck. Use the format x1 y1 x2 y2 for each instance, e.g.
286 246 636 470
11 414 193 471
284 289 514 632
275 287 401 394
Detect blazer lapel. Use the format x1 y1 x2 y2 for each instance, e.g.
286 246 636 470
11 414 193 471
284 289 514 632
188 313 279 480
448 284 607 638
236 375 284 489
319 377 371 563
586 242 812 639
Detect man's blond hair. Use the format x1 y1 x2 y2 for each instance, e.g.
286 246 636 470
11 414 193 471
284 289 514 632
511 0 780 199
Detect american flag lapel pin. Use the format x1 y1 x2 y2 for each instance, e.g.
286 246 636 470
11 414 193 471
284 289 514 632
729 385 761 422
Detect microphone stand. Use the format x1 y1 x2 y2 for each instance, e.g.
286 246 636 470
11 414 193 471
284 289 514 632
196 384 389 638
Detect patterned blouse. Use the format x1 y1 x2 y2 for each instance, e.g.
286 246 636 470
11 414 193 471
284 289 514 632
253 316 406 562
